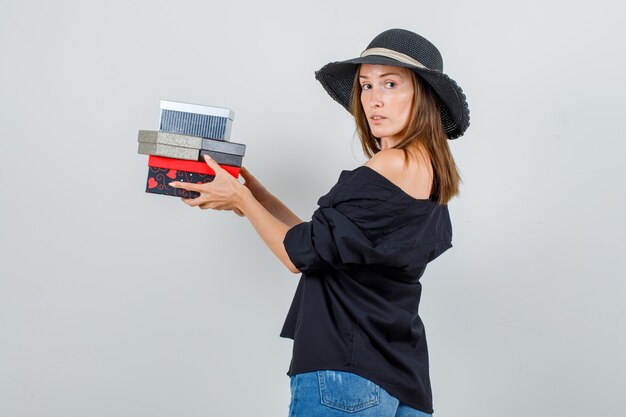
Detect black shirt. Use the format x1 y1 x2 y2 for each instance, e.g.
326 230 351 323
280 166 452 414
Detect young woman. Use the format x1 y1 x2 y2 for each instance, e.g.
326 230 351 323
170 28 469 417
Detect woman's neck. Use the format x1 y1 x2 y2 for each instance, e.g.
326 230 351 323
379 137 401 150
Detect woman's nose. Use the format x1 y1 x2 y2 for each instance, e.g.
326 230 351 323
369 88 383 108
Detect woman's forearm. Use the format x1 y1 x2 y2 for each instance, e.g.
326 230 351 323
255 191 303 228
169 161 303 273
239 167 303 227
239 189 301 273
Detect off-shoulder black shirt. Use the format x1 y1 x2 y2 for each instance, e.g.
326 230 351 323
280 166 452 414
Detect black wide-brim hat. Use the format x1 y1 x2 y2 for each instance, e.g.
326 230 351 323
315 28 470 139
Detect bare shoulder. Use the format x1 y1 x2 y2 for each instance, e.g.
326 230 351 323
364 148 406 180
364 148 433 199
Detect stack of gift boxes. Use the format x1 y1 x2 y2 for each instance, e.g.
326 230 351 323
138 100 246 199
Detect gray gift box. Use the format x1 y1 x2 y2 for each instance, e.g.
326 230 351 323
159 100 234 141
137 130 246 166
201 138 246 156
137 142 199 161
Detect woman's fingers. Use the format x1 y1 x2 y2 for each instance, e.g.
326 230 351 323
240 166 259 184
169 181 205 192
239 166 265 196
203 154 225 175
181 196 205 207
170 181 212 207
240 166 251 180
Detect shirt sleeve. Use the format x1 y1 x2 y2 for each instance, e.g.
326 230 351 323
283 206 451 274
283 207 358 273
283 167 452 274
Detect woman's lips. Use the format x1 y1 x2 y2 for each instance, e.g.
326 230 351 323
370 114 385 124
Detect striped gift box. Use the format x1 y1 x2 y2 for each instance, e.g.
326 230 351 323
159 100 235 141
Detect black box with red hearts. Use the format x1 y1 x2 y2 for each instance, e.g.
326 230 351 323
146 167 215 199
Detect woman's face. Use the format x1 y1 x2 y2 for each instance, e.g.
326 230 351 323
359 64 414 146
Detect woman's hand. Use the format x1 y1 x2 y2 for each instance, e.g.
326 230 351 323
169 155 250 212
239 166 269 203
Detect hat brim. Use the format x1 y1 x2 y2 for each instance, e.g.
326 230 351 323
315 55 470 139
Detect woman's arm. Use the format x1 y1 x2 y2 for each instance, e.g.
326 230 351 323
238 167 303 227
169 156 301 273
238 190 301 273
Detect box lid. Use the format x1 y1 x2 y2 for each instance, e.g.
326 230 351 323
201 137 246 156
148 155 240 178
160 100 234 121
137 130 203 149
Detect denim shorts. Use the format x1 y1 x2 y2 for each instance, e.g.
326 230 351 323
288 370 432 417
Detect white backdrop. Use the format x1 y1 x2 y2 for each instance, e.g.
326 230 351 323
1 0 624 416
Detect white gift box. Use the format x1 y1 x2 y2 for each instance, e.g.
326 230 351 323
159 100 234 141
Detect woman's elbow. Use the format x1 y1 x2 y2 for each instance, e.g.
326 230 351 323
281 251 300 274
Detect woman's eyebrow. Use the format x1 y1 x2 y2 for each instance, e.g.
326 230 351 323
359 72 402 79
379 72 402 77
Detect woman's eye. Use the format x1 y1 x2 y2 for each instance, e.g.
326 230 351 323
385 82 396 88
361 83 371 90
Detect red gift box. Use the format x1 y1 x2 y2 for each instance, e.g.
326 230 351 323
148 155 240 178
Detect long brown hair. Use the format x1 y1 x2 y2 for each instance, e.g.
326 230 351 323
350 67 461 205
